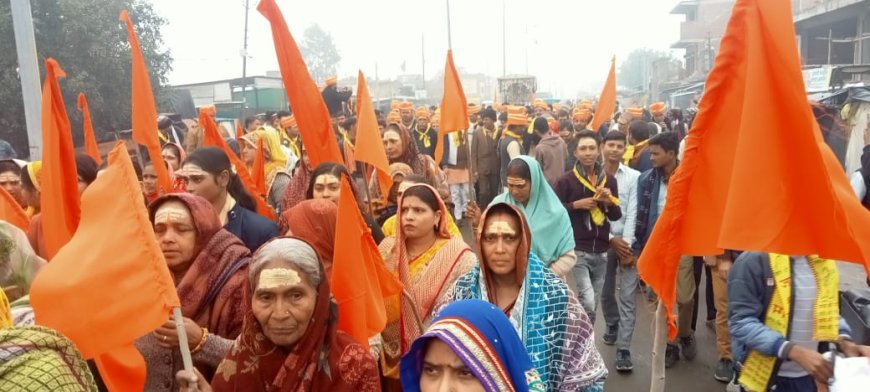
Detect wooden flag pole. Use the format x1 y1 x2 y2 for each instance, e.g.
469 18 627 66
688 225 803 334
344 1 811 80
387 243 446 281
173 306 199 392
650 301 667 392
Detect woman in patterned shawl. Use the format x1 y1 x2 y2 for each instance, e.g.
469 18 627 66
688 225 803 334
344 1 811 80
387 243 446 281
136 193 251 391
377 183 477 389
448 202 607 391
176 237 380 392
400 299 545 392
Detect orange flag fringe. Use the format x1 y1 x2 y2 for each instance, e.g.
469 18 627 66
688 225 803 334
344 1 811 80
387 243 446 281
120 10 173 193
0 187 29 232
637 0 870 340
355 70 392 198
76 93 102 165
590 56 616 132
39 58 80 260
252 138 268 196
200 112 276 220
31 142 180 391
435 50 469 164
332 177 403 349
257 0 342 168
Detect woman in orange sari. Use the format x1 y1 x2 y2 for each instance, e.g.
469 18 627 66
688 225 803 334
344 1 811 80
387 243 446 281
377 183 476 389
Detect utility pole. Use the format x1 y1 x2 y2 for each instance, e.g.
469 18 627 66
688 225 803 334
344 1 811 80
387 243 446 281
502 0 506 76
241 0 250 109
421 33 426 96
10 0 42 159
446 0 453 50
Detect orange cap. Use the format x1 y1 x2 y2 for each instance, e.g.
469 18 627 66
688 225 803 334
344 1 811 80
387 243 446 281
325 76 337 86
573 108 591 121
649 102 667 116
467 104 481 115
398 101 414 112
415 106 430 119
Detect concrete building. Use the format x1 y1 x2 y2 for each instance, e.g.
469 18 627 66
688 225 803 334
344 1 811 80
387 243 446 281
670 0 734 81
794 0 870 86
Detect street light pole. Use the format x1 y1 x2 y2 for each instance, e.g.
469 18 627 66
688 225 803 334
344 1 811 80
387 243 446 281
10 0 42 159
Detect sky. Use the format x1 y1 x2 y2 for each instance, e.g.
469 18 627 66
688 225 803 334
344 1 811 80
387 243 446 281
150 0 683 97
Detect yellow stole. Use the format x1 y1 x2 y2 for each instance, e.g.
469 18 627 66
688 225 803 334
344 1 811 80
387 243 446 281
503 130 523 146
623 139 649 165
572 166 620 226
286 137 301 157
415 125 432 148
738 254 839 392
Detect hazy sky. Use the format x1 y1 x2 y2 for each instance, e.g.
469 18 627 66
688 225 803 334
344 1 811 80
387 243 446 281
150 0 683 96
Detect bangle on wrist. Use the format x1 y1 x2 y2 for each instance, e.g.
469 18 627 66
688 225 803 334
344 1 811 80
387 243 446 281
191 327 209 354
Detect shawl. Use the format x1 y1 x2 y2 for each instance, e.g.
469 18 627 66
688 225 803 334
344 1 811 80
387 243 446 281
242 130 289 190
450 204 607 390
378 184 476 378
285 199 337 279
400 299 545 392
211 237 380 392
0 325 97 391
278 161 313 232
148 194 251 338
490 156 575 264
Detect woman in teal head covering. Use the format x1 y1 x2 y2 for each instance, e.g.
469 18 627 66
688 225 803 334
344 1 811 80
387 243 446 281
486 156 576 279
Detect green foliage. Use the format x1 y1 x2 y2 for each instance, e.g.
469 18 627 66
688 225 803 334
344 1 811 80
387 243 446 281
299 24 340 84
0 0 172 159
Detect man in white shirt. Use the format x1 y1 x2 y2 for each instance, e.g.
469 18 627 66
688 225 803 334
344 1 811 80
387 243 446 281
598 130 640 372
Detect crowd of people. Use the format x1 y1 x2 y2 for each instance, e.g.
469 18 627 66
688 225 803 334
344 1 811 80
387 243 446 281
0 75 869 392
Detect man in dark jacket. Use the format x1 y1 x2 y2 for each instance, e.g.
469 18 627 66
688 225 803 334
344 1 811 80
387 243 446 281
471 108 501 207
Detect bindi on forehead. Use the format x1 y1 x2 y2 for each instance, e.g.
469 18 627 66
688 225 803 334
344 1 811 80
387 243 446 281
315 175 339 186
258 268 301 290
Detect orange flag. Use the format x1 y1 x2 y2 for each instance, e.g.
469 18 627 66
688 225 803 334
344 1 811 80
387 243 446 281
252 138 268 197
120 10 172 193
236 119 245 140
31 141 180 391
39 59 80 260
258 0 342 168
76 93 102 166
590 56 616 132
435 50 469 164
637 0 870 340
200 112 276 220
0 187 29 232
333 177 403 349
355 70 392 198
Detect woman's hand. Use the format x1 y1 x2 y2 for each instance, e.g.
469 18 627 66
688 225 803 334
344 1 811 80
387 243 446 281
176 368 212 392
465 201 481 229
153 318 204 351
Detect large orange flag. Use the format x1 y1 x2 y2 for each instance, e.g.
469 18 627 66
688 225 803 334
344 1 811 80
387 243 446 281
355 70 392 198
637 0 870 340
0 187 29 232
333 177 403 349
76 93 103 166
435 50 469 164
252 138 268 197
120 10 173 193
258 0 342 168
31 142 180 391
200 112 276 220
39 58 80 260
590 56 616 132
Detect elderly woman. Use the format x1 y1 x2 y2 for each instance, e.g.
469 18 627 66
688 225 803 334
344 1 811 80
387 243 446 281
378 183 477 388
381 123 449 201
176 237 381 391
468 156 576 280
449 203 607 391
400 299 545 392
136 194 251 391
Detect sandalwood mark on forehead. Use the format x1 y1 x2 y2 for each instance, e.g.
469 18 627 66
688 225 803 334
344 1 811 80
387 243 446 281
258 268 301 290
155 202 192 225
485 220 517 236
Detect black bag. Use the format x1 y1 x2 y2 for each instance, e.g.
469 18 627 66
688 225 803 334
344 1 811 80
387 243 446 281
840 288 870 345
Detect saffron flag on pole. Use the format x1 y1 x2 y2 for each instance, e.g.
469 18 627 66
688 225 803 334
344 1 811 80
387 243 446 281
76 93 102 166
355 70 393 198
332 177 403 349
252 137 268 197
257 0 342 168
435 50 469 164
637 0 870 340
120 10 173 193
31 142 180 391
590 56 616 132
39 58 80 260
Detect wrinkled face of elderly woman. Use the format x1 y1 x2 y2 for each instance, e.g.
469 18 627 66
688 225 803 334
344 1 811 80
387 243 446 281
252 258 318 347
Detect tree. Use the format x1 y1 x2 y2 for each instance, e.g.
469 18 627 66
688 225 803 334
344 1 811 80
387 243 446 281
300 24 341 84
0 0 172 159
617 49 681 91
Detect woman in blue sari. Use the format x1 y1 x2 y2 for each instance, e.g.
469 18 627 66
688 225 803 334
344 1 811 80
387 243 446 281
469 156 575 279
400 299 544 392
449 203 606 391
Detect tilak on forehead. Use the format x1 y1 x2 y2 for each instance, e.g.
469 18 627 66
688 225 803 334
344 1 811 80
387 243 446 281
315 174 339 186
258 268 301 290
486 220 517 235
506 177 527 186
155 200 192 224
0 173 19 182
383 130 402 142
175 164 208 178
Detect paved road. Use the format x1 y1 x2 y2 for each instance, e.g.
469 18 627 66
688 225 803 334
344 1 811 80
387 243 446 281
458 220 870 391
